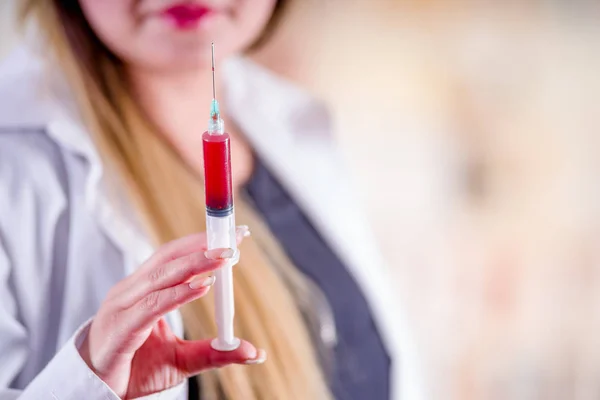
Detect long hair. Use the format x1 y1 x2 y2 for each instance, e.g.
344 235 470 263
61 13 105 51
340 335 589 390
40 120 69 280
19 1 332 399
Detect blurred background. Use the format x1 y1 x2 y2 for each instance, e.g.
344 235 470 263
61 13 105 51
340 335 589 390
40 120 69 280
2 1 599 399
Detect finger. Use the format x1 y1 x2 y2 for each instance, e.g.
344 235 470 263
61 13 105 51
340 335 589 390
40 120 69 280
175 339 267 374
110 226 250 300
121 248 235 308
105 232 209 302
132 225 249 299
144 226 250 268
107 225 250 309
128 275 217 332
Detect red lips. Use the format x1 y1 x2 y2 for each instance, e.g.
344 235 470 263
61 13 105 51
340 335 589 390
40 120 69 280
162 3 213 29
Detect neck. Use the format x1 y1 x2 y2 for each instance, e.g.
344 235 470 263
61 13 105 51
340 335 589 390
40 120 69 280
128 67 220 143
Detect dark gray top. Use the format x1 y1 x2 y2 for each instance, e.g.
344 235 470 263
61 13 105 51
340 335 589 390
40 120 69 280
243 158 391 400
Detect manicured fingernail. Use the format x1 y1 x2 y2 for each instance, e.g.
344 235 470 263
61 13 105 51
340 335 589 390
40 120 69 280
189 276 215 289
236 225 251 238
204 248 235 260
244 349 267 365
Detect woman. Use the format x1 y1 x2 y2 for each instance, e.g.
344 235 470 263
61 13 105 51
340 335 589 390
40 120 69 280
0 0 401 399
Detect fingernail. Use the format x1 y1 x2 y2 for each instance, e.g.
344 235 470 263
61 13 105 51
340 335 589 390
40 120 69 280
237 225 251 238
244 349 267 365
189 276 215 289
204 248 235 260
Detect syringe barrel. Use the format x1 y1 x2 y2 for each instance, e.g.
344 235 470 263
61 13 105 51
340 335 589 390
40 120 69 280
203 131 233 214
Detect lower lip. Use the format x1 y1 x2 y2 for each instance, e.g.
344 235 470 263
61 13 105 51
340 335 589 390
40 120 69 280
162 5 213 29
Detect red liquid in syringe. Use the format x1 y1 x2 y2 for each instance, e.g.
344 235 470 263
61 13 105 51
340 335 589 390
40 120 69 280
203 131 233 216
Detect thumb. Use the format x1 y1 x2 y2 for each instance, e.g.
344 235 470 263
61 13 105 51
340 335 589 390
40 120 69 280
175 339 267 374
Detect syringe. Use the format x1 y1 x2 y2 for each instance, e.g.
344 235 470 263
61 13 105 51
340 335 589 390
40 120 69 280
203 42 240 351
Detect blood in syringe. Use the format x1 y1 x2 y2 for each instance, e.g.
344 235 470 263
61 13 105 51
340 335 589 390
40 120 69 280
202 130 233 216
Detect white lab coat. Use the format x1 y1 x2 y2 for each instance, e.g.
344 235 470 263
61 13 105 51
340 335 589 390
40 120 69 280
0 46 416 400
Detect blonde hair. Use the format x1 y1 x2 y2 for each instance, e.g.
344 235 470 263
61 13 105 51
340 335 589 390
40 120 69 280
20 2 332 399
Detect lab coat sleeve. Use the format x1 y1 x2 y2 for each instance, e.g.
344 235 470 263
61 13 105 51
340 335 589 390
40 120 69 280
0 131 121 399
0 260 186 400
0 133 186 400
4 317 185 400
0 297 184 400
20 318 186 400
0 239 123 399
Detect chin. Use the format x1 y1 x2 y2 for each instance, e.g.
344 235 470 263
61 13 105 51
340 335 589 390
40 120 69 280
162 56 212 72
136 38 239 73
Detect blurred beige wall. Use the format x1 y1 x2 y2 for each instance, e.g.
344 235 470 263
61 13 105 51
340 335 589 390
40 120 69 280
255 1 600 399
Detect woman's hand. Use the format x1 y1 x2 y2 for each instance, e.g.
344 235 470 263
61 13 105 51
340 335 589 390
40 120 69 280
79 227 265 399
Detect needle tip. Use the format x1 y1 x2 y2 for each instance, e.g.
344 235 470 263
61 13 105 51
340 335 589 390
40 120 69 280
211 43 217 100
